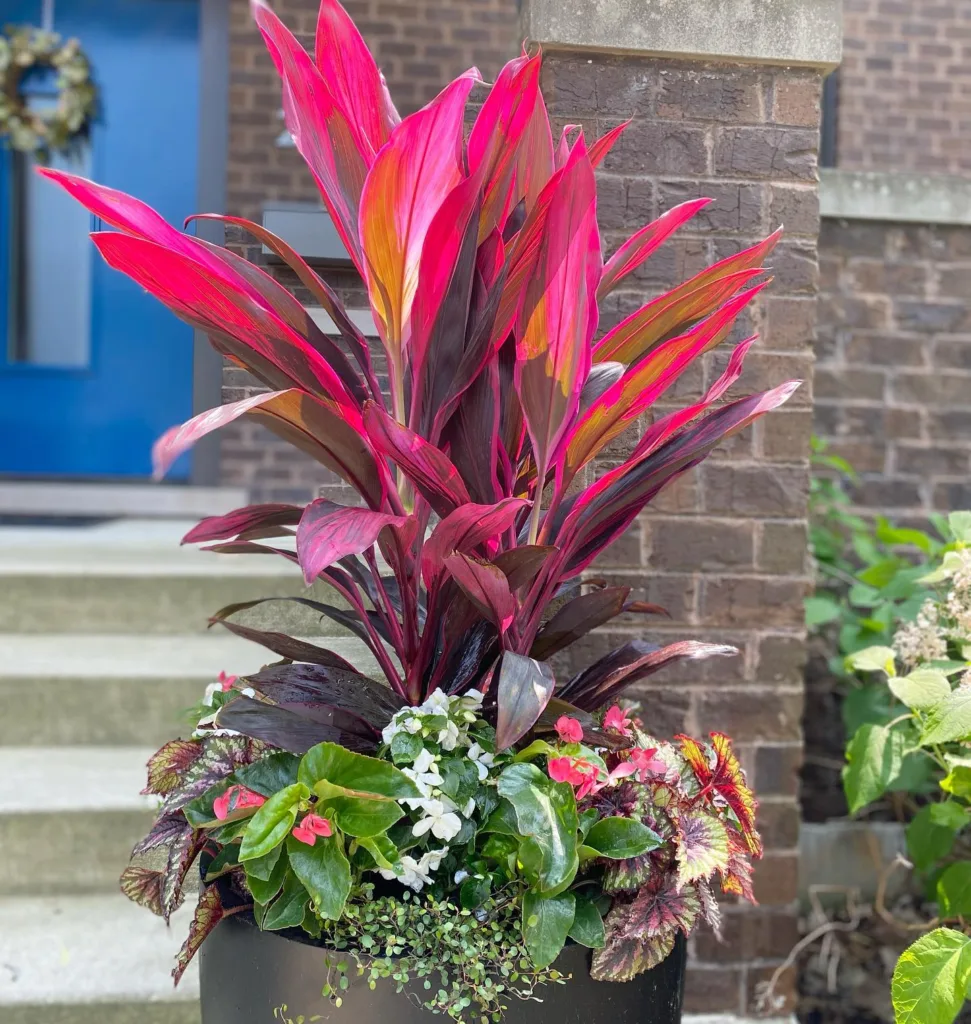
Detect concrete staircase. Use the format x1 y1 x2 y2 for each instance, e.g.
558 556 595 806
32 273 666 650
0 519 374 1023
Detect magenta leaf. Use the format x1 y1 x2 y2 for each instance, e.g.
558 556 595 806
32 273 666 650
182 504 302 545
444 552 516 634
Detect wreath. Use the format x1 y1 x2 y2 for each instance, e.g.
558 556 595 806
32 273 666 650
0 25 97 161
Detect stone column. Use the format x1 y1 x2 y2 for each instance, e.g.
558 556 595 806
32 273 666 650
521 0 841 1015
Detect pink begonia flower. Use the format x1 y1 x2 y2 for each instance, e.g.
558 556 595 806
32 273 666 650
629 746 667 781
549 755 600 799
218 670 238 692
603 704 633 737
291 813 333 846
554 715 584 743
213 784 266 820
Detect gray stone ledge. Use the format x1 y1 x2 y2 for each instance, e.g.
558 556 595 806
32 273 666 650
521 0 842 69
820 169 971 226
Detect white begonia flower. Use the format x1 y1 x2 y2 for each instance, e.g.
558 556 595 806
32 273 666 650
412 799 463 842
438 717 462 751
454 869 469 884
377 848 449 891
202 683 221 707
404 716 423 733
467 741 495 781
402 748 443 800
419 688 451 715
461 688 485 709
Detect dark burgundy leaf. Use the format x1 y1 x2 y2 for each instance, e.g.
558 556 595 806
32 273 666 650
182 504 302 545
494 652 555 751
529 586 631 661
208 618 358 673
215 695 373 753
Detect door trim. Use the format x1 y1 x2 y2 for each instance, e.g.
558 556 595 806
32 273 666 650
190 0 230 486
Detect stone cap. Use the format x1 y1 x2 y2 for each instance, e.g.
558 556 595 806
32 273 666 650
820 169 971 226
521 0 842 69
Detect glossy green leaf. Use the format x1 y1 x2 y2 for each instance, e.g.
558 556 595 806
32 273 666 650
892 928 971 1024
522 891 575 968
497 762 579 893
234 752 301 797
262 870 310 930
578 806 599 840
584 816 662 860
390 730 423 765
459 874 492 911
568 896 606 948
357 834 400 872
245 846 288 903
286 833 352 921
482 799 520 836
842 724 908 815
245 843 283 883
239 783 308 862
298 741 420 800
319 794 403 837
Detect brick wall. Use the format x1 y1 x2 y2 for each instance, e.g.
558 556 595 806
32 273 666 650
838 0 971 174
538 54 821 1015
816 217 971 520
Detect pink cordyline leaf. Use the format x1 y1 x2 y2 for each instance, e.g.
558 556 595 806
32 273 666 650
588 120 630 168
253 0 369 274
554 124 581 168
314 0 399 160
444 552 516 633
296 499 410 585
598 198 713 300
153 390 390 509
515 137 601 541
421 497 530 589
182 504 302 545
360 72 480 416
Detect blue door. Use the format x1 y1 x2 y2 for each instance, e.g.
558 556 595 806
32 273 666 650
0 0 200 478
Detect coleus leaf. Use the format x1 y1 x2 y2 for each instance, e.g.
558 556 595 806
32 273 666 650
158 736 264 815
591 908 676 982
675 811 730 888
494 652 555 751
143 740 204 797
173 884 230 985
678 732 762 856
625 877 701 940
296 499 410 585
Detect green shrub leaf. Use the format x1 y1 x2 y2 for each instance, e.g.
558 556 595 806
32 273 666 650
922 692 971 745
937 863 971 918
522 891 575 968
584 816 662 860
890 670 951 711
948 513 971 544
318 795 403 837
842 724 908 814
907 804 965 872
262 870 310 930
845 646 897 676
892 927 971 1024
805 595 841 628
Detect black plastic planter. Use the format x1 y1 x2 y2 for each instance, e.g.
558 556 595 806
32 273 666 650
199 912 686 1024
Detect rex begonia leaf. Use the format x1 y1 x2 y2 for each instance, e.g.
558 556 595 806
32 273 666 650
675 811 730 888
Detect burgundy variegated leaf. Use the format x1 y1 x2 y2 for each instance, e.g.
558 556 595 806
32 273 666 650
252 0 369 273
601 851 657 894
364 401 471 517
561 639 738 710
182 504 302 545
209 618 358 673
696 879 723 939
494 651 555 751
296 499 410 585
120 865 166 918
131 812 191 857
598 198 711 300
421 497 530 589
143 740 204 796
675 811 730 889
591 909 676 982
444 552 516 634
173 884 228 985
626 877 701 939
159 736 264 815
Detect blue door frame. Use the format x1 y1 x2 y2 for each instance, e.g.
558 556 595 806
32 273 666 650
0 0 226 481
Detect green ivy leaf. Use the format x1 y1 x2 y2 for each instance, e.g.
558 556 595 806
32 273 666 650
262 870 309 931
568 896 605 949
239 783 308 862
892 928 971 1024
522 891 575 968
922 692 971 745
937 863 971 919
584 817 662 860
845 646 897 676
286 833 351 921
298 742 421 801
890 670 952 711
496 763 579 894
842 724 908 815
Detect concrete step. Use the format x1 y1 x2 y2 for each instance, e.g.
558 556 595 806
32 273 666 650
0 748 157 895
0 634 379 746
0 893 200 1024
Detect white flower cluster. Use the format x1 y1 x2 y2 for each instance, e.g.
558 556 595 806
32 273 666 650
894 598 948 668
378 688 495 891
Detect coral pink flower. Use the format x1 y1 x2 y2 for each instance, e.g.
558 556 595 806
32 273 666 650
218 671 238 692
554 715 584 743
291 813 333 846
213 784 266 820
603 704 633 737
629 747 667 781
549 756 600 799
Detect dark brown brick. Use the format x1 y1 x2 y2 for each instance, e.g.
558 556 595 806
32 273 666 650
683 966 744 1015
646 518 755 572
696 688 804 742
755 799 801 849
713 126 818 180
695 907 801 962
758 522 809 574
657 180 765 234
754 743 804 797
771 74 822 127
752 852 799 905
657 68 765 124
602 120 710 176
702 464 809 518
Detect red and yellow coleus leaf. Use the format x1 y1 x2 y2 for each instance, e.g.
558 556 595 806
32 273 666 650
678 732 763 857
674 810 730 889
143 740 203 797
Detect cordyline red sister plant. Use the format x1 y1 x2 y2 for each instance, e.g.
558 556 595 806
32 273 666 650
40 0 789 1016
